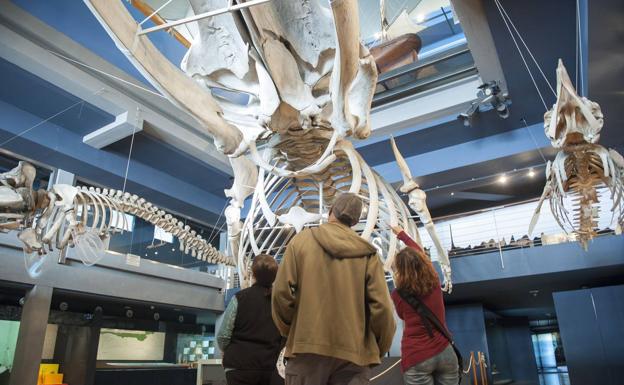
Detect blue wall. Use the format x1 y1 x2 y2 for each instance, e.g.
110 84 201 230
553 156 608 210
553 285 624 385
445 303 489 382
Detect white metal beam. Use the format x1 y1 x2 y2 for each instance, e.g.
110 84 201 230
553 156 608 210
83 110 144 149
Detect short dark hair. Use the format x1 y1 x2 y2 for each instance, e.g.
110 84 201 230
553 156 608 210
252 254 278 288
330 193 363 227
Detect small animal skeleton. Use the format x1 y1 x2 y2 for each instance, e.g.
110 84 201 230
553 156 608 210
86 0 452 290
529 60 624 249
0 161 231 275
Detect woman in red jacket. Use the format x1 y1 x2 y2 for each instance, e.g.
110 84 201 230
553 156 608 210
390 226 458 385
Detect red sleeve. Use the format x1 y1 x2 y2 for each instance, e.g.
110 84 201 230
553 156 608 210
397 231 423 252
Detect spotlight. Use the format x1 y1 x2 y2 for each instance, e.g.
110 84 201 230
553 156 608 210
450 192 455 196
498 174 508 184
416 14 425 23
457 81 511 126
458 113 472 127
528 169 536 178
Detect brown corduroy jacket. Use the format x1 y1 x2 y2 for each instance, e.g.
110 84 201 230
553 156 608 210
271 222 396 366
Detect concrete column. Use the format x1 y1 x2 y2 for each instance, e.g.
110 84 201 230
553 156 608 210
10 285 53 385
53 309 101 385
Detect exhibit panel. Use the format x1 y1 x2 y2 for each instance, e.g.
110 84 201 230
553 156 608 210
0 0 622 385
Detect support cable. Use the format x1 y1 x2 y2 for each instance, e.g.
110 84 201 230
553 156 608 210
47 50 165 99
139 0 174 26
521 118 548 164
494 0 548 110
494 0 556 96
0 99 86 148
121 107 139 193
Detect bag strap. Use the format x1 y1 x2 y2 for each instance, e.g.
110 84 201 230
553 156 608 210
397 288 454 343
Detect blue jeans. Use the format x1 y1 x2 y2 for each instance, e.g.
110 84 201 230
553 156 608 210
403 344 459 385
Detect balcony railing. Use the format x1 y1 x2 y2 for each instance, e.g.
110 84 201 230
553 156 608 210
416 190 621 261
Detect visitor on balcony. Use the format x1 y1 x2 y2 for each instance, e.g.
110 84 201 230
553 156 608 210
218 254 284 385
391 226 460 385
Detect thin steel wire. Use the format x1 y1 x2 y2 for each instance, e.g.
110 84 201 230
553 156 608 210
494 0 548 110
47 50 165 98
139 0 174 26
0 99 86 148
521 117 548 164
495 0 556 96
121 108 139 193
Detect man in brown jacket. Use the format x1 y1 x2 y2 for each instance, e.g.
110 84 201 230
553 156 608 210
272 193 396 385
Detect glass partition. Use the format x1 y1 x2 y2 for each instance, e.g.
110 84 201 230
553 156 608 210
532 332 570 385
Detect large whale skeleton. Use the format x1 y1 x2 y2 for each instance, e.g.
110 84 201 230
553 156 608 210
69 0 453 290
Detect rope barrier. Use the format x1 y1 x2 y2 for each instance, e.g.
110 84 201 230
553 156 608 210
462 353 474 374
370 358 401 381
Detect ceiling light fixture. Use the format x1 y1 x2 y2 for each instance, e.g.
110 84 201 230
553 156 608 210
416 14 425 23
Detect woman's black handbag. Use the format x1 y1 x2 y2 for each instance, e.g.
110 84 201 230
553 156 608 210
397 289 463 383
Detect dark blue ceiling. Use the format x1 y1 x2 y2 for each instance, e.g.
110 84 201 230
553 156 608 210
0 57 114 135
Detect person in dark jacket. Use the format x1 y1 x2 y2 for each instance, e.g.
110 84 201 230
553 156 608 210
272 193 396 385
390 226 458 385
217 254 284 385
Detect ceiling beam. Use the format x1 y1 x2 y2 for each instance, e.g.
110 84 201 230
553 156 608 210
450 0 508 92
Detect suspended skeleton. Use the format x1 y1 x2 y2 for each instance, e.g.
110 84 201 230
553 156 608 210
0 162 231 276
85 0 452 290
529 60 624 249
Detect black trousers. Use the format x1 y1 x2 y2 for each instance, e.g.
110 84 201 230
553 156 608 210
226 369 284 385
